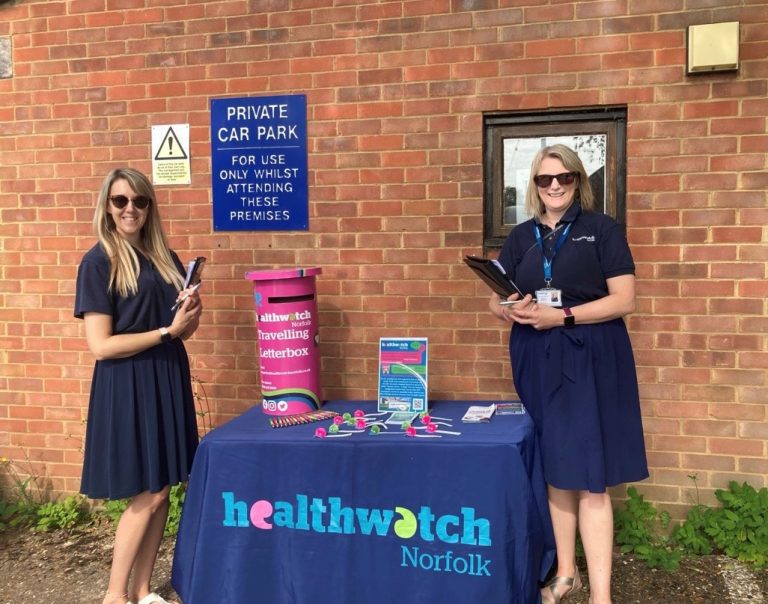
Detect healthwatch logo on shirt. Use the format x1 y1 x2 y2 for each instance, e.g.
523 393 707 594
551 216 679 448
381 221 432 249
220 491 493 577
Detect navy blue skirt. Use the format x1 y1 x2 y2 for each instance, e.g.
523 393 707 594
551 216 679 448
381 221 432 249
510 319 648 493
80 339 199 500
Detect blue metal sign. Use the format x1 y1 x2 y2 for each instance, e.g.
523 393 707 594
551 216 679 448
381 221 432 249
210 94 308 231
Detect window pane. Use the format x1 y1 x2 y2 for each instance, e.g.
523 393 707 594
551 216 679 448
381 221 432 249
503 134 607 226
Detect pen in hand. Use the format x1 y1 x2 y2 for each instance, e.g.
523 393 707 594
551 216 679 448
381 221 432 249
171 282 201 311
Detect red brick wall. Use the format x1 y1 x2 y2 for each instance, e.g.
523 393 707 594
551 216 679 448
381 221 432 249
1 1 766 513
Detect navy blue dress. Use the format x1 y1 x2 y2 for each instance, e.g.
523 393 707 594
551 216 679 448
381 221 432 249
498 202 648 493
74 244 199 500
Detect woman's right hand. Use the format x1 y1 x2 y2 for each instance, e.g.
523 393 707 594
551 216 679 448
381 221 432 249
490 293 520 321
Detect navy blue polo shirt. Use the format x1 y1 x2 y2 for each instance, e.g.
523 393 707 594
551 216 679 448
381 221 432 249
497 201 635 307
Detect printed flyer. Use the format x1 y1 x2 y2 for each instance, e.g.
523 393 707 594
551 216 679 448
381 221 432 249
377 337 428 414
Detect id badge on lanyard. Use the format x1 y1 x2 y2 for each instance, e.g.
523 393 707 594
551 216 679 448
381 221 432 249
533 222 571 307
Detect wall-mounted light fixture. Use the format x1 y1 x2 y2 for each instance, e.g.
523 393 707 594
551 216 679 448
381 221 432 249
687 21 740 75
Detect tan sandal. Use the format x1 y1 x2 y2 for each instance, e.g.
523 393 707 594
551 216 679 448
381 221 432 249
541 568 582 604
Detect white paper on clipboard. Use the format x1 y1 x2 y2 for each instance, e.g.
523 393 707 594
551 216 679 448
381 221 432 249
183 257 206 289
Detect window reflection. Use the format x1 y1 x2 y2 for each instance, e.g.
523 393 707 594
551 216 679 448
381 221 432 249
502 134 607 226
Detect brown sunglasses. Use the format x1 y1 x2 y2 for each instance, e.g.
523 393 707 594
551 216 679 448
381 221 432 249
532 172 578 188
109 195 151 209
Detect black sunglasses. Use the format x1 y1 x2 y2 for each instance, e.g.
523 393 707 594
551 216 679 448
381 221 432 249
109 195 151 209
533 172 578 188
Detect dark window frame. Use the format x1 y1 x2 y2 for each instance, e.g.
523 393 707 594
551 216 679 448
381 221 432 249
482 106 628 251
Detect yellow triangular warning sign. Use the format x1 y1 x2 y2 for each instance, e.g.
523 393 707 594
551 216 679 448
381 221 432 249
154 126 188 160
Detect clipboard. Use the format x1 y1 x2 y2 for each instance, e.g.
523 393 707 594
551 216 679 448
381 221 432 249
464 255 525 298
172 257 206 312
183 257 206 289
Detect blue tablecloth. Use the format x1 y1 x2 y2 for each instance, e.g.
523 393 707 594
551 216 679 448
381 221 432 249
172 401 555 604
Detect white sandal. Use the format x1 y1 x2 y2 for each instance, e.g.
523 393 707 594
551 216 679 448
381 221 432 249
137 593 176 604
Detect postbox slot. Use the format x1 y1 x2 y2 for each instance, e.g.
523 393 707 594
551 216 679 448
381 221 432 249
268 293 315 304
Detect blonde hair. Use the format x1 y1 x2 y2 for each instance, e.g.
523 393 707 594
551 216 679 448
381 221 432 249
93 168 184 297
524 144 594 221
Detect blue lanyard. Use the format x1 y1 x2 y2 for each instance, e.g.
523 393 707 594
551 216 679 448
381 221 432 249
534 222 572 285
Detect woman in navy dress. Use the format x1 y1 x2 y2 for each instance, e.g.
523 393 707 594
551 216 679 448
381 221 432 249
75 168 202 604
489 145 648 604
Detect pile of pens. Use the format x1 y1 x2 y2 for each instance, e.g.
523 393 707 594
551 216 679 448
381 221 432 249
269 409 339 429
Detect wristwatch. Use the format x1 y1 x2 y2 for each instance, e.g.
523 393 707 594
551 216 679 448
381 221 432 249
563 307 575 328
159 326 173 343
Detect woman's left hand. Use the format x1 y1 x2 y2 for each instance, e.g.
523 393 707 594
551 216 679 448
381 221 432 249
506 298 562 330
176 284 201 311
171 285 203 340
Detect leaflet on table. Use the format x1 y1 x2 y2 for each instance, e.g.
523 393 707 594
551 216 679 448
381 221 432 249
495 401 525 415
384 412 420 426
377 337 428 414
461 404 496 423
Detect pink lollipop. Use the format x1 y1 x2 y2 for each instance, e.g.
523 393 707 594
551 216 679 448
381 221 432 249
333 416 344 426
421 414 431 425
406 426 417 437
355 418 367 429
426 423 438 433
354 409 365 418
314 427 327 438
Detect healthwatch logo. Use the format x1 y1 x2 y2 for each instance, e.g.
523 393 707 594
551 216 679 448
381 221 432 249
258 310 312 322
221 491 493 577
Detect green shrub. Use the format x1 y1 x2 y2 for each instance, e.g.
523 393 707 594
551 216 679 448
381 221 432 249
101 497 129 523
673 481 768 568
35 495 87 532
0 499 35 530
99 483 187 537
0 458 42 530
672 504 712 556
613 486 681 571
614 481 768 571
164 483 186 537
2 455 191 536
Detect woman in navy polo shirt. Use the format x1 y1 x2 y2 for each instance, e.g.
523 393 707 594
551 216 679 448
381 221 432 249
489 144 648 604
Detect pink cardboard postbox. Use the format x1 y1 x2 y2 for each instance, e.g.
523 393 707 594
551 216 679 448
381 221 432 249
245 267 323 415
